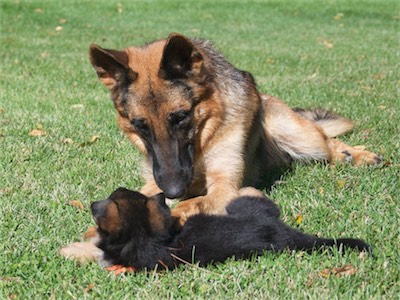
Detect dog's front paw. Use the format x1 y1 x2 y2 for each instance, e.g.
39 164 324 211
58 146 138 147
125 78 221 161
171 199 202 227
59 241 103 264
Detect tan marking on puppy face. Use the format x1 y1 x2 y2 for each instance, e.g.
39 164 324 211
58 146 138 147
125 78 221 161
146 198 166 233
98 201 122 234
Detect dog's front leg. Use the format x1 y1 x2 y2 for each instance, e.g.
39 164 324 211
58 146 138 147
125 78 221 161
171 186 239 226
172 153 244 226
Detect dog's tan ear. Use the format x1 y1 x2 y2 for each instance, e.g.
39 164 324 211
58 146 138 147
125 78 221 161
89 44 137 89
160 33 204 80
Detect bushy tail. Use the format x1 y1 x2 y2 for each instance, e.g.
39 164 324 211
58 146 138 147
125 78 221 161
293 108 354 138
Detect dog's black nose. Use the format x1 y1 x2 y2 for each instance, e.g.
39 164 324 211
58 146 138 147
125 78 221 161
162 184 186 199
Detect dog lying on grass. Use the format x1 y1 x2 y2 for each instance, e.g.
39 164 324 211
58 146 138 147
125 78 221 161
75 187 371 272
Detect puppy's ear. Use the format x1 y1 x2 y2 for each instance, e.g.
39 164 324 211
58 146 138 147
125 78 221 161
89 44 137 89
146 194 172 233
153 193 167 207
160 33 205 80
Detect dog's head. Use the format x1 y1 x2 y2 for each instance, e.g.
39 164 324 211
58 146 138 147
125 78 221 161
91 187 175 268
89 33 214 199
91 187 172 237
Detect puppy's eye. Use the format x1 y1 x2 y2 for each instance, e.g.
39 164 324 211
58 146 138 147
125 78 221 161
131 118 149 132
170 110 191 127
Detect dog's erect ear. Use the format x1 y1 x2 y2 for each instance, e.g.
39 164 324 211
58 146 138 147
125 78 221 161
89 44 137 89
146 193 171 233
160 33 204 80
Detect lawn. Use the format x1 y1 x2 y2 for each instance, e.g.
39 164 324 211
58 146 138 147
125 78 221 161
1 0 399 298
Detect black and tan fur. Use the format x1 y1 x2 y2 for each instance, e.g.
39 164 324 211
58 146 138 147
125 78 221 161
88 33 381 222
90 187 371 271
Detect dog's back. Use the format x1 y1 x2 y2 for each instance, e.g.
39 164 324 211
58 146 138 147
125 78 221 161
172 196 371 266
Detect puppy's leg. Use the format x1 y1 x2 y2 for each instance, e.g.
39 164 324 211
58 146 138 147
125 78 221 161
59 239 103 265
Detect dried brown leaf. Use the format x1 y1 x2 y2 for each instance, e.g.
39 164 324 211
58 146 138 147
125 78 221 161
29 129 46 137
84 283 95 293
68 200 84 210
62 138 74 144
320 264 357 278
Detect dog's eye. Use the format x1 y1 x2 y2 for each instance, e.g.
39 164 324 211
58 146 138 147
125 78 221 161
170 110 191 127
131 118 149 132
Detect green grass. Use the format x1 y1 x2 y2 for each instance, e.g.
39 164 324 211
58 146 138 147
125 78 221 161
1 0 399 298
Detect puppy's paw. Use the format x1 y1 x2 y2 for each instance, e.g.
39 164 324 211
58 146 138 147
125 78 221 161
59 241 103 264
105 265 136 275
83 226 99 240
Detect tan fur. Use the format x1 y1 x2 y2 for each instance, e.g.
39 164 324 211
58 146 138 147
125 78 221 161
98 202 121 234
146 198 166 233
89 33 381 223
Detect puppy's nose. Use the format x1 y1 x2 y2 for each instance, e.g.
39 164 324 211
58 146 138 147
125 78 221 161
90 199 108 217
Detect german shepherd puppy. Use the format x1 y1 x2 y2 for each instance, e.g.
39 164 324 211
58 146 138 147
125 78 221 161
89 33 381 221
91 187 371 271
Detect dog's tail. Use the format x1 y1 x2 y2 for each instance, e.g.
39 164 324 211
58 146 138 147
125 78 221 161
293 108 354 138
287 231 372 254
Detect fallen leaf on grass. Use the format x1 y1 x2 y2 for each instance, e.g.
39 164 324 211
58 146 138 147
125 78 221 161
29 129 46 137
0 277 21 282
294 214 303 224
323 40 334 49
34 8 43 13
80 135 100 147
318 187 325 195
0 108 4 113
333 13 344 20
337 179 345 189
62 138 74 144
84 283 95 293
59 19 67 24
320 264 357 278
55 26 63 32
68 200 84 210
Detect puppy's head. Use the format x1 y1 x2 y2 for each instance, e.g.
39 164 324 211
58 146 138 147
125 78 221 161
91 187 173 243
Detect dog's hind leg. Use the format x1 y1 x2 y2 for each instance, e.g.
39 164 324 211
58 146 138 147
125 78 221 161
261 95 381 165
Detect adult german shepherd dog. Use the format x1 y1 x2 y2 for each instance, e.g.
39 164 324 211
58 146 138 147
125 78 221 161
89 33 380 222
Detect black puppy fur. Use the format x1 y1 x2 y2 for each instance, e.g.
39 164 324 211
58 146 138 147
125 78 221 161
92 187 371 271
